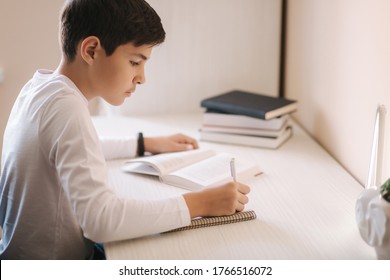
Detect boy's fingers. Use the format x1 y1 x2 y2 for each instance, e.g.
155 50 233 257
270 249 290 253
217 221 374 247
235 203 245 212
171 143 194 152
182 136 198 149
238 183 250 195
238 193 249 205
169 134 199 151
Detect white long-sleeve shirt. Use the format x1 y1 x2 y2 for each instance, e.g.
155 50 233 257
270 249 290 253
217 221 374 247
0 70 191 259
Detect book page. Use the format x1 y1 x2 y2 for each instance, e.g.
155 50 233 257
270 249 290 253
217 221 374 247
123 149 216 175
165 153 261 191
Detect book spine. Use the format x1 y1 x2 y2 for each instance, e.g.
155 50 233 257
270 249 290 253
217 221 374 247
202 113 289 130
201 100 267 120
200 123 287 137
199 126 293 149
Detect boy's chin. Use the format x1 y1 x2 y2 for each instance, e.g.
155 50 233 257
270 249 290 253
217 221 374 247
104 98 126 107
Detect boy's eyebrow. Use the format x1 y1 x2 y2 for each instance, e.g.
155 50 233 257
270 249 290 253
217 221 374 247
131 53 149 61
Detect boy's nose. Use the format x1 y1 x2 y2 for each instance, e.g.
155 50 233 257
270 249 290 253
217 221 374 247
134 72 145 85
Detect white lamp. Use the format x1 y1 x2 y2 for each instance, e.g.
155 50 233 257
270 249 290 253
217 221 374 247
356 104 390 259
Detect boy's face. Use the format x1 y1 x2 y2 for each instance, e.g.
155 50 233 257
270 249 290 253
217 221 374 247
90 43 153 105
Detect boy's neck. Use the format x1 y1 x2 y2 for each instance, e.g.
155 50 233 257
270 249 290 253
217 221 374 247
55 57 95 101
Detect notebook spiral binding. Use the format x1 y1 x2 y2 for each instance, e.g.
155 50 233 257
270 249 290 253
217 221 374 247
164 210 257 233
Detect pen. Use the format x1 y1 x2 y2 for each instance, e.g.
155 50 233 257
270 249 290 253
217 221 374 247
230 158 237 182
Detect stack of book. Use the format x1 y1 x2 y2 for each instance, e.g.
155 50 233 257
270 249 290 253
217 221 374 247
199 90 298 149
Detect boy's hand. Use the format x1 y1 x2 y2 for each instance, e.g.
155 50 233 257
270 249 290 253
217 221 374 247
144 133 198 154
183 182 251 218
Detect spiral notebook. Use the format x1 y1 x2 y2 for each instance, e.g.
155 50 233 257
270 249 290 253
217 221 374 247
164 210 256 233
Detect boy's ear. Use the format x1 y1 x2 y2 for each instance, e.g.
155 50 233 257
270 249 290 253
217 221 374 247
80 36 101 65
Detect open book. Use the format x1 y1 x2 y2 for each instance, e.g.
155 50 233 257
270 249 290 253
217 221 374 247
122 149 262 191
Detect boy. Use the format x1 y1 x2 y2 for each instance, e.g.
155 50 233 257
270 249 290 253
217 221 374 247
0 0 250 259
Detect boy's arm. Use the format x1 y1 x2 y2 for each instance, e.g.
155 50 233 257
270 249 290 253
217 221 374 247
99 133 198 160
42 97 192 242
99 136 137 160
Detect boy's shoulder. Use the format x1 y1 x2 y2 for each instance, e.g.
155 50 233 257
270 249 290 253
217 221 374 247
19 70 89 121
28 70 87 107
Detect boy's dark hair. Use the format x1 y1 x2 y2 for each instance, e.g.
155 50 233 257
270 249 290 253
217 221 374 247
60 0 165 62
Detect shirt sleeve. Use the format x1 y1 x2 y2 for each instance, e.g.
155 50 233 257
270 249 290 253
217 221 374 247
39 93 191 243
99 136 137 160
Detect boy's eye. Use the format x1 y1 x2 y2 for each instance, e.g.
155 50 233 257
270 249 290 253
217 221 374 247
130 61 140 66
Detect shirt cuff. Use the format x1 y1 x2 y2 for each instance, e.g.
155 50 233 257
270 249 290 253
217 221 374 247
177 195 192 227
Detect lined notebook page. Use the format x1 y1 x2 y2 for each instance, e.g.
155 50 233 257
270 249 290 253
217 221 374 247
164 210 256 233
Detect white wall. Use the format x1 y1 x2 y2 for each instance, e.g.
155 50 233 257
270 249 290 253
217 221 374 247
0 0 282 164
285 0 390 185
2 0 386 188
0 0 64 165
111 0 282 116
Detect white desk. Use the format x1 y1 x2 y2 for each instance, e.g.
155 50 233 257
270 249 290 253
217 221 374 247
92 114 375 260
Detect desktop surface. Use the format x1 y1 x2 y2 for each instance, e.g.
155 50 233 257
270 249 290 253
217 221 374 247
92 114 375 259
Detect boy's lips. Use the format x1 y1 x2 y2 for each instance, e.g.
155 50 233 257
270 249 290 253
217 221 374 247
125 89 135 97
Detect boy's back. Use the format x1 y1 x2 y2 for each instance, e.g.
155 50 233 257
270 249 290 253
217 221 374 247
0 70 97 259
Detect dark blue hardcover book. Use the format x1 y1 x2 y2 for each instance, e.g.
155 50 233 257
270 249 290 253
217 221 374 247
201 90 297 120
